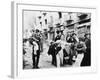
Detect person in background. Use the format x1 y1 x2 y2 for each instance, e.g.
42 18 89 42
65 33 74 65
55 34 66 67
81 33 91 66
48 41 57 66
75 37 86 66
69 33 79 64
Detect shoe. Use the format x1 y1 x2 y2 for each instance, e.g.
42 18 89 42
32 66 36 69
36 66 40 69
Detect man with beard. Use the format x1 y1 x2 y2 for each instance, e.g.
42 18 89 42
55 31 61 42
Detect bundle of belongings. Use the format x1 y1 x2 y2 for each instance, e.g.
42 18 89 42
63 43 73 65
75 38 86 54
48 41 62 56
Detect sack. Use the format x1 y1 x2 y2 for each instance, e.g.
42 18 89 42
76 42 86 53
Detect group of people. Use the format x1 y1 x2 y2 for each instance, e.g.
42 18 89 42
48 30 91 67
23 28 91 69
